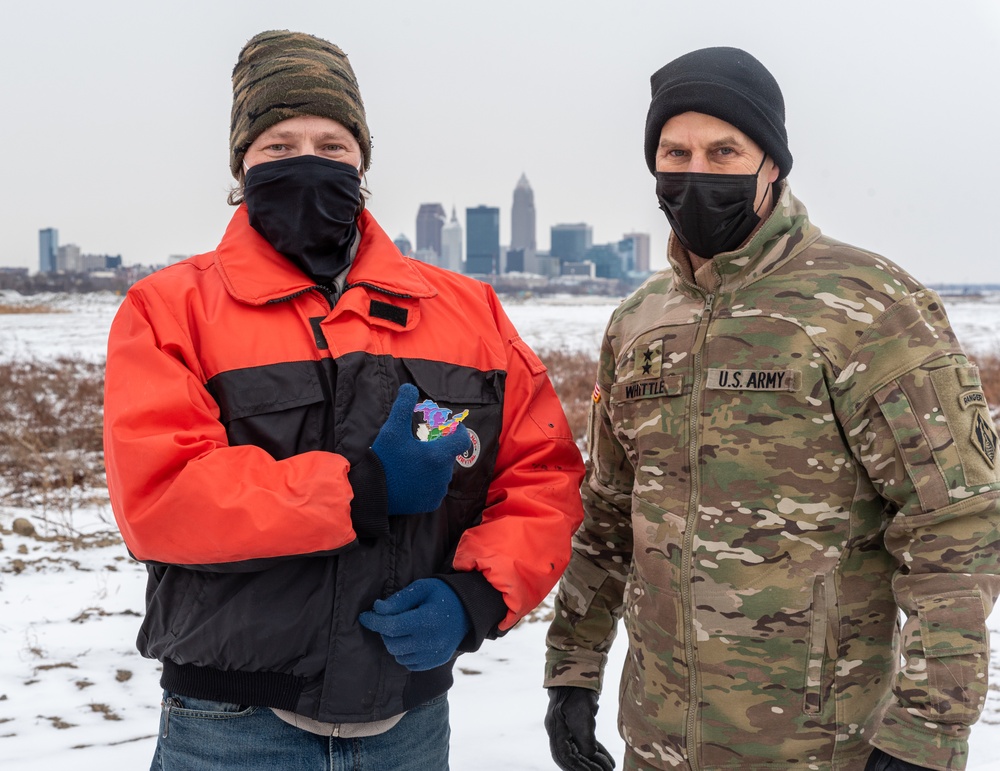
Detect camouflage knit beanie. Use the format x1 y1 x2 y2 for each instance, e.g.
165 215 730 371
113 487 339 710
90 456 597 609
644 47 792 180
230 30 371 178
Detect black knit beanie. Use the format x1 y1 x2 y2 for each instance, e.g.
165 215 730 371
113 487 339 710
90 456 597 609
644 47 792 180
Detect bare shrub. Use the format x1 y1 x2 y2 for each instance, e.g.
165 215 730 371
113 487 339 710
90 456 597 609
0 358 106 517
538 349 599 448
976 353 1000 414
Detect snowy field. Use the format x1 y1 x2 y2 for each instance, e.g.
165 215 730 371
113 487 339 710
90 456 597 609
1 289 1000 770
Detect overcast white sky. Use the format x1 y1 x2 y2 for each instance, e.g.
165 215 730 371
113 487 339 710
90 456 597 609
1 0 998 283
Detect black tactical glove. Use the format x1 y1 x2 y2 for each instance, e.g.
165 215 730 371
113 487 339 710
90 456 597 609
865 747 933 771
545 686 615 771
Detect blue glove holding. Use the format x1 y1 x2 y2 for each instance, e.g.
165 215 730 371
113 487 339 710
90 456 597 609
359 578 471 671
371 384 471 516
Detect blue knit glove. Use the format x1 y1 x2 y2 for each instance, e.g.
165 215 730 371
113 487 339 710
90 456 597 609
359 578 471 671
371 384 471 516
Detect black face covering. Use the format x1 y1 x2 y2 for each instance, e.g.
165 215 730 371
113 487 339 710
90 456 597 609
244 155 362 285
655 157 767 259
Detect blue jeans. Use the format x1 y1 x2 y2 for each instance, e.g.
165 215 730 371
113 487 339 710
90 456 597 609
150 691 451 771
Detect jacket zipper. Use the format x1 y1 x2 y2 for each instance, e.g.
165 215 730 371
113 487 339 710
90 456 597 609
683 290 714 770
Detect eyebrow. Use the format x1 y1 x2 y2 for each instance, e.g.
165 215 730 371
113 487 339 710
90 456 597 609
706 135 746 149
659 134 748 151
261 129 350 141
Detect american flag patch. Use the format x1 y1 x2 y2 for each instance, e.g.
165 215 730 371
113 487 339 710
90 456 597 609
592 382 602 404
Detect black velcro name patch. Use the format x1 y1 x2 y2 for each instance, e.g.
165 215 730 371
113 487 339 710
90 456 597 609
369 300 408 327
309 317 329 350
611 374 683 402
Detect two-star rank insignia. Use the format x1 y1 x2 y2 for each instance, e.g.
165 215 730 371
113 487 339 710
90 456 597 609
633 339 663 379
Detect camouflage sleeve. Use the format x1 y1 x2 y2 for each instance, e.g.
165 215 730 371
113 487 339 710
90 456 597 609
836 293 1000 769
544 332 634 693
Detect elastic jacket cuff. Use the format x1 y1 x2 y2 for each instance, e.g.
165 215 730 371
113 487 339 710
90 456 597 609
347 450 390 538
436 570 508 652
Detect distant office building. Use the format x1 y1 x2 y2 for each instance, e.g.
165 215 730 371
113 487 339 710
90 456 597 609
506 248 525 273
57 243 82 273
440 207 463 273
561 261 596 278
393 234 412 257
82 253 123 271
535 254 561 279
550 223 592 263
416 203 446 257
585 244 624 279
622 232 651 274
511 174 536 272
615 238 634 274
39 228 58 273
466 206 500 275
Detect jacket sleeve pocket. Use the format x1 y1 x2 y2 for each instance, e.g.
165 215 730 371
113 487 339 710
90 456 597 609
907 590 989 725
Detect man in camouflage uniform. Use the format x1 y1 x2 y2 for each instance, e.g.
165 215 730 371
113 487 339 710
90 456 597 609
544 46 1000 771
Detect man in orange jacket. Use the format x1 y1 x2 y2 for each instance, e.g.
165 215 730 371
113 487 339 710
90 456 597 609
103 29 584 770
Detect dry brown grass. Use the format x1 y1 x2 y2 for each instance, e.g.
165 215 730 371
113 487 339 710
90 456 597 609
0 302 64 314
977 353 1000 412
538 349 598 447
0 358 105 513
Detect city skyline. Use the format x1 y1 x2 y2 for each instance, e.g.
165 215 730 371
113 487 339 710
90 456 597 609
32 170 648 277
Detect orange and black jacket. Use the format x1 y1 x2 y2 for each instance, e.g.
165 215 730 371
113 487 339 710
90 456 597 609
103 206 585 723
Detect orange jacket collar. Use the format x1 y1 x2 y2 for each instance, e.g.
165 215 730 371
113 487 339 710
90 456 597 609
214 205 437 306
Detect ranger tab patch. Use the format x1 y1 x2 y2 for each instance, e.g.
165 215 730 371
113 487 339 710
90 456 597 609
706 368 801 392
959 390 988 410
972 409 998 468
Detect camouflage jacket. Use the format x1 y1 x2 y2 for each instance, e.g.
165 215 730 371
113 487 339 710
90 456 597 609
545 184 1000 771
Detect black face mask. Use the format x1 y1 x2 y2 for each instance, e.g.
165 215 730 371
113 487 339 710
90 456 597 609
655 157 767 259
244 155 361 285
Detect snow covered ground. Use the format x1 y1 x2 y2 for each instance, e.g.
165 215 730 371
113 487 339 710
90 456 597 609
1 290 1000 769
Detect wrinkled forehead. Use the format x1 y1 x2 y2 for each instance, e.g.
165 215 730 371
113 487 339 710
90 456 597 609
658 111 762 152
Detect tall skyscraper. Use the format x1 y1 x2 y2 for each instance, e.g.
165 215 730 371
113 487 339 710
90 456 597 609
415 203 446 257
466 206 500 275
510 174 536 272
550 223 592 263
622 232 651 273
39 228 58 273
440 207 463 273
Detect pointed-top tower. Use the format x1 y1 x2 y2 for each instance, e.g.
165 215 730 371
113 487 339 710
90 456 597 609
440 206 464 273
511 174 537 273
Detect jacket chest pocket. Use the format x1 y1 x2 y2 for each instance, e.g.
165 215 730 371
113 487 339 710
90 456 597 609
608 327 696 463
401 360 504 508
207 361 330 460
609 369 690 500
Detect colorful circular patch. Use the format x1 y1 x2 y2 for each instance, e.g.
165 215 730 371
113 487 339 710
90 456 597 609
456 428 481 468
